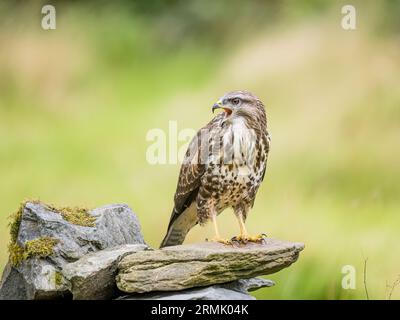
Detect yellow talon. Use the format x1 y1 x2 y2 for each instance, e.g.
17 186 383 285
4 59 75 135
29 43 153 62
233 212 267 244
208 213 232 245
247 233 267 242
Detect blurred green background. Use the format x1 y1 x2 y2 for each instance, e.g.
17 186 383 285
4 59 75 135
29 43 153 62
1 0 399 299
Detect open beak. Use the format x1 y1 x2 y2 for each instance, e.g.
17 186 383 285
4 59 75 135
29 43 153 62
212 100 232 115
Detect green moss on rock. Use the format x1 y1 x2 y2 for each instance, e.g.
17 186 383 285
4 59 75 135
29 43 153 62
8 237 59 267
9 207 23 245
55 206 96 227
9 200 95 232
24 237 59 258
8 242 25 267
7 200 94 267
55 271 64 287
9 200 41 244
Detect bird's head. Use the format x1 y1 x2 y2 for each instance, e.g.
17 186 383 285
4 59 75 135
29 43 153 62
212 90 266 126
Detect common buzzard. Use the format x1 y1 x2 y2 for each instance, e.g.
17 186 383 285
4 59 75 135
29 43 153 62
160 90 270 247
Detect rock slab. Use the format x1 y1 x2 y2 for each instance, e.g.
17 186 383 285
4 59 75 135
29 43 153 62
117 239 304 294
63 244 148 300
118 278 275 300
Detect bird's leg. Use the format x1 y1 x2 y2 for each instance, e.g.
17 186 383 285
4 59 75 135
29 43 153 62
237 213 249 240
232 211 267 244
208 212 231 245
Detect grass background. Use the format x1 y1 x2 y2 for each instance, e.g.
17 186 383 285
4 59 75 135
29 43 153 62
0 0 399 299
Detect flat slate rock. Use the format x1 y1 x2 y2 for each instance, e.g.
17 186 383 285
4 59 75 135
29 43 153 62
117 239 304 294
118 277 275 300
63 244 148 300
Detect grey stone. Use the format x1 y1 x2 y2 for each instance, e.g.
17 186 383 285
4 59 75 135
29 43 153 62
63 244 148 300
221 277 275 292
117 239 304 294
119 287 253 300
118 277 275 300
0 202 145 300
0 263 28 300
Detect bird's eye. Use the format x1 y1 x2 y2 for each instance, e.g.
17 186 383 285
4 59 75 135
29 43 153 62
232 98 240 105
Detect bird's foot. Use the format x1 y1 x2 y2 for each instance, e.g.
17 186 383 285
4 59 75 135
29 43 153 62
206 236 232 245
231 233 267 244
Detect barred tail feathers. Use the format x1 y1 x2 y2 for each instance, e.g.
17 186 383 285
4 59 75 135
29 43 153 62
160 202 198 248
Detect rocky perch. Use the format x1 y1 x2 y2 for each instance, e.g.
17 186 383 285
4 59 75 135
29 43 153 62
0 201 304 300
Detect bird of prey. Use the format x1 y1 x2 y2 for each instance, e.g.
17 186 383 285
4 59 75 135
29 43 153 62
160 90 270 248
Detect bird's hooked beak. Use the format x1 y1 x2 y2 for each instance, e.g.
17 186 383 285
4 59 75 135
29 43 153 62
212 100 233 116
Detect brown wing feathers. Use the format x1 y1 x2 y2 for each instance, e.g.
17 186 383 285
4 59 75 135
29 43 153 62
160 115 227 247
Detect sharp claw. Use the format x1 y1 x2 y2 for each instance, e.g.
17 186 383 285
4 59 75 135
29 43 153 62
208 233 268 246
229 233 268 245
